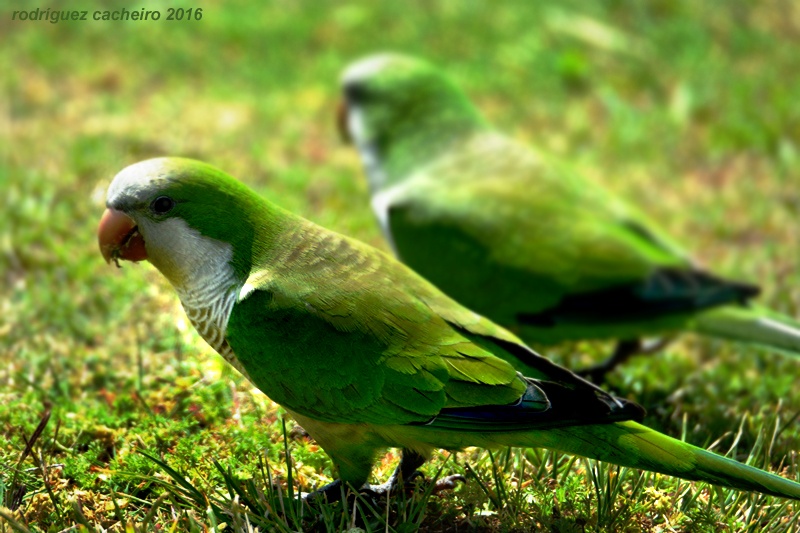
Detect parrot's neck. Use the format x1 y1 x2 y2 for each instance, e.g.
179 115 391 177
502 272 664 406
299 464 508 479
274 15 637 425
177 262 241 370
360 130 480 194
177 260 248 375
350 106 488 194
147 217 250 376
368 131 524 249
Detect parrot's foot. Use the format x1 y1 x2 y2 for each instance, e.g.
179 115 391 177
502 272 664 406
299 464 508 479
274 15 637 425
576 339 642 384
303 479 347 503
302 471 423 504
304 450 464 504
576 337 674 383
362 472 466 500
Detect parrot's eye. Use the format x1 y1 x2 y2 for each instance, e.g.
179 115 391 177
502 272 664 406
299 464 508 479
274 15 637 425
344 82 369 103
151 196 176 215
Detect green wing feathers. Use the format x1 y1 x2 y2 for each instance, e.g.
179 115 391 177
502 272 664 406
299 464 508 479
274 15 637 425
388 134 691 299
227 220 530 425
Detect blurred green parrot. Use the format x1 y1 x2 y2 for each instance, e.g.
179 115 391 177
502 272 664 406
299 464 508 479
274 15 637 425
98 158 800 501
337 53 800 381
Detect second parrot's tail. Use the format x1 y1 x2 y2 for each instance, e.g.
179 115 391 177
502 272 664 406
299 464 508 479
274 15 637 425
503 421 800 500
692 305 800 356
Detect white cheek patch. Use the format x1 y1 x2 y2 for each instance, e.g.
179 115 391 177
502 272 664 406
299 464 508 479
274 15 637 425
140 218 231 287
348 105 389 195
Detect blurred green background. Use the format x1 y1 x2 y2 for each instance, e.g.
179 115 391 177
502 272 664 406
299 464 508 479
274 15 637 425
2 1 799 530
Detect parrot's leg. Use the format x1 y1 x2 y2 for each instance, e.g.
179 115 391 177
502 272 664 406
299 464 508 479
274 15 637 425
362 449 427 496
302 438 377 503
365 450 466 496
576 339 642 384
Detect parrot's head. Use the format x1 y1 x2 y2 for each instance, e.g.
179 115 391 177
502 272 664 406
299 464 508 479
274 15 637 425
98 158 271 290
337 53 486 188
338 53 440 144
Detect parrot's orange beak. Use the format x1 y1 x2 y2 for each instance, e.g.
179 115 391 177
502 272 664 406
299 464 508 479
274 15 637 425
98 208 147 267
336 99 352 144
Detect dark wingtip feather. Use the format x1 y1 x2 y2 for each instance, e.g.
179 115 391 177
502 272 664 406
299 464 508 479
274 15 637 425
519 267 761 325
424 376 644 432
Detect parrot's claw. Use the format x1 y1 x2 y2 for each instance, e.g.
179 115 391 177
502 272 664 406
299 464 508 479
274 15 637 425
432 474 466 493
576 339 642 384
360 464 421 499
301 475 405 505
302 472 419 504
289 424 310 440
640 337 674 354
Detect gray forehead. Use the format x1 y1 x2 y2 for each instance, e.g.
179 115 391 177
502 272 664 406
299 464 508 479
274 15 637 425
106 159 173 209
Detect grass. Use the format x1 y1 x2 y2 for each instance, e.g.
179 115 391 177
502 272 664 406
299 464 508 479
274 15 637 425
2 0 800 531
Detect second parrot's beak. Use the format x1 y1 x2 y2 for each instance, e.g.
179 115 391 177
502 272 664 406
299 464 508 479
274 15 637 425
98 208 148 267
336 99 352 144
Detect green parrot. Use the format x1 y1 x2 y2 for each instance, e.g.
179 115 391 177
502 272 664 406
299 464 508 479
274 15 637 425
98 157 800 501
337 53 800 380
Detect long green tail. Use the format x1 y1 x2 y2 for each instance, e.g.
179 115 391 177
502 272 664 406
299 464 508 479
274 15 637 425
692 306 800 356
505 421 800 500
